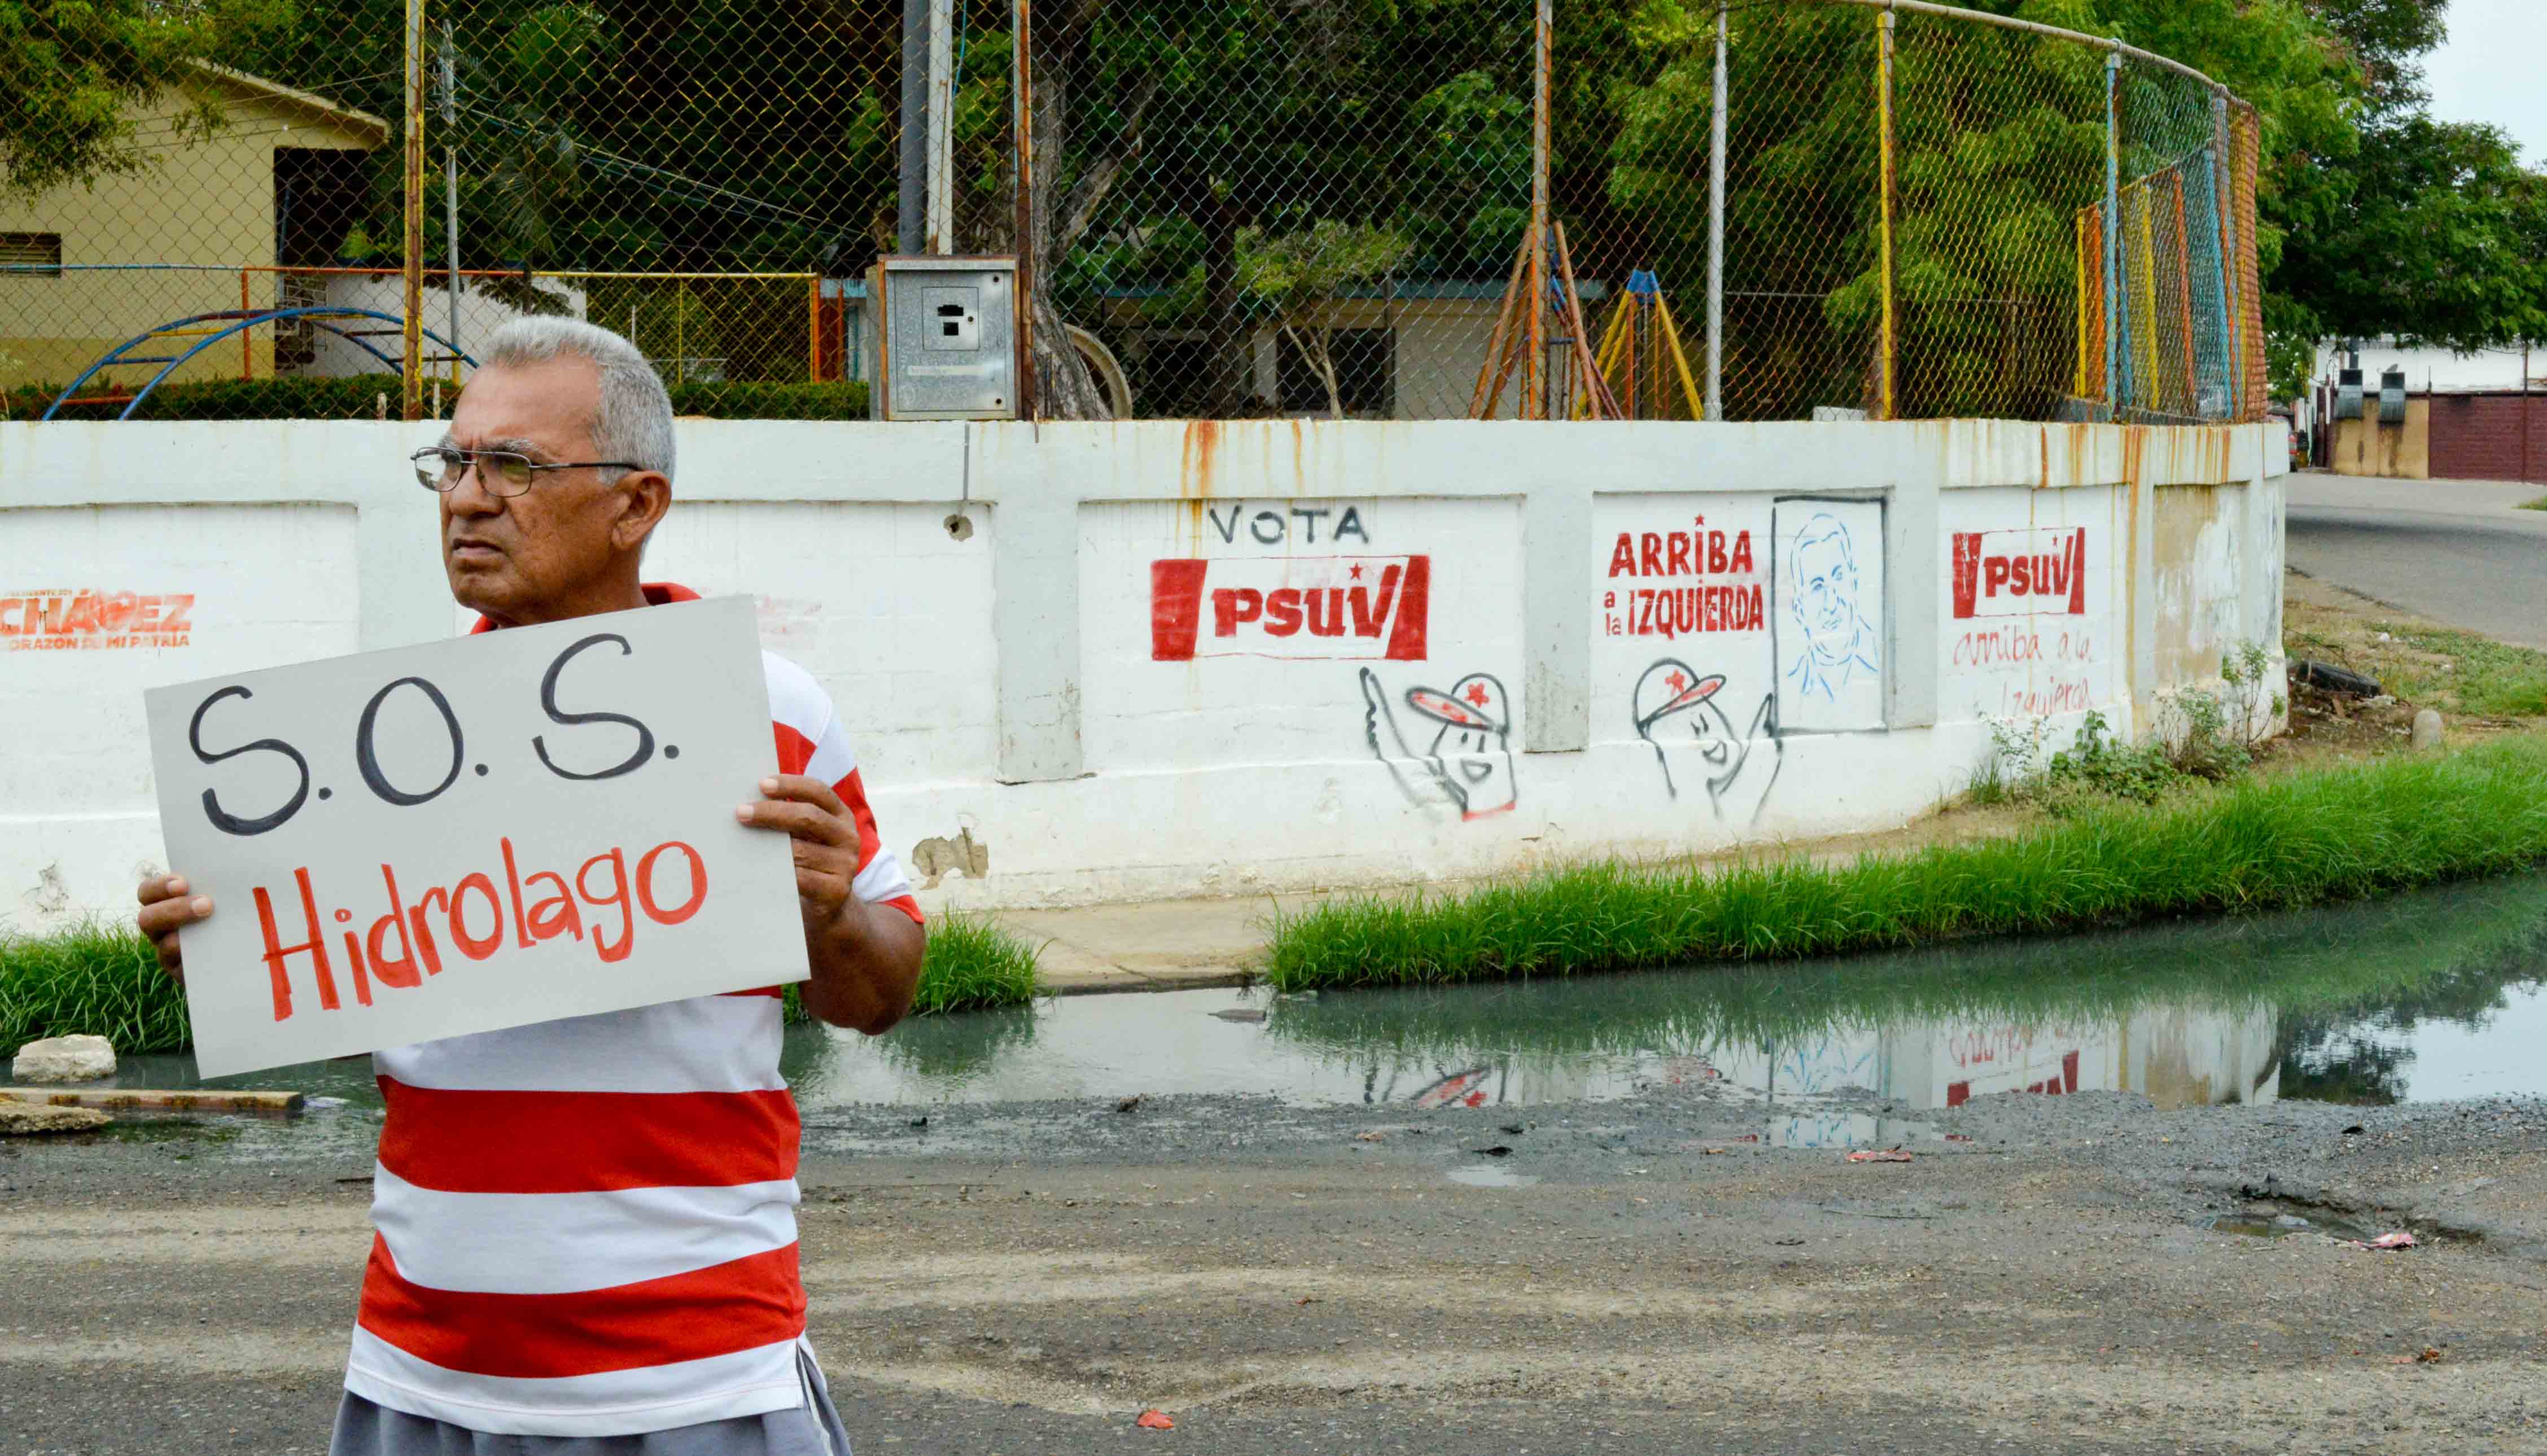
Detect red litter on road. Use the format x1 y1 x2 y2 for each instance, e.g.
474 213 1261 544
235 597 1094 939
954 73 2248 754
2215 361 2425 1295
1846 1148 1914 1164
1137 1409 1176 1429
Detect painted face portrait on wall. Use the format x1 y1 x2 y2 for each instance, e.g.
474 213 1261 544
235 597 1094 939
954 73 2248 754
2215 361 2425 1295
1785 513 1879 702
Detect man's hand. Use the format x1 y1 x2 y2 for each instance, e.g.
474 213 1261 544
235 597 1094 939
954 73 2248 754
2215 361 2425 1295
135 874 212 985
737 775 924 1034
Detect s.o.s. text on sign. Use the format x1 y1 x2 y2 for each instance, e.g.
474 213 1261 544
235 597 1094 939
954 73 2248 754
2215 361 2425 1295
145 596 808 1077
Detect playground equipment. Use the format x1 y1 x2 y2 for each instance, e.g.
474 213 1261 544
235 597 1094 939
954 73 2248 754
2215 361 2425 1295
1471 222 1620 421
1577 270 1704 422
41 307 476 421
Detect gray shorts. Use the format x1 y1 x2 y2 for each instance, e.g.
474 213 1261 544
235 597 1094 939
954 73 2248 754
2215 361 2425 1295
329 1347 852 1456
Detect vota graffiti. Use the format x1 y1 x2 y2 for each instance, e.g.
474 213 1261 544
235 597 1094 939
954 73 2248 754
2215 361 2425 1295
1151 556 1429 661
1 590 195 651
1360 668 1517 821
1950 527 2088 619
1630 659 1782 823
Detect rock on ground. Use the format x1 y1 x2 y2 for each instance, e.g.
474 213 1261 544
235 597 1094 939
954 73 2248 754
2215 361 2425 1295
11 1033 117 1084
0 1102 111 1135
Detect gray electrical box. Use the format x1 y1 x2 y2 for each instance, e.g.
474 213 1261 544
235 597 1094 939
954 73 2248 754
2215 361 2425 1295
2378 367 2408 424
866 256 1019 420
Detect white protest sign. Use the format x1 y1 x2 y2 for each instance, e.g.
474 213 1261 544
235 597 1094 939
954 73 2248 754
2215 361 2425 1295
145 595 808 1077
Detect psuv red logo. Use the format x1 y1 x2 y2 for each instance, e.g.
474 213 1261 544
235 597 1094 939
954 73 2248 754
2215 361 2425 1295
1150 555 1430 661
1950 528 2086 620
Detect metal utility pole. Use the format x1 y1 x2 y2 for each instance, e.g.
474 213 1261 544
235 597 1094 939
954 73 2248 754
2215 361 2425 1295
1012 0 1037 417
924 0 956 252
1528 0 1551 419
401 0 427 420
2103 49 2121 420
1705 1 1727 422
1874 7 1897 421
897 0 927 254
440 19 461 387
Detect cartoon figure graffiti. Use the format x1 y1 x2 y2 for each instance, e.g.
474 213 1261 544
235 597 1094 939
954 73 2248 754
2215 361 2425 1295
1631 657 1783 824
1784 511 1880 704
1360 668 1518 821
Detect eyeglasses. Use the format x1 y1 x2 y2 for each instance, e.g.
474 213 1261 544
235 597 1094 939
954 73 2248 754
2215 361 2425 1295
411 446 643 498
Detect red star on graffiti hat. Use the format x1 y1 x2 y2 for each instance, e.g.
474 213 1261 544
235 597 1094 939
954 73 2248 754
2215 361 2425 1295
1405 673 1508 733
1632 657 1726 733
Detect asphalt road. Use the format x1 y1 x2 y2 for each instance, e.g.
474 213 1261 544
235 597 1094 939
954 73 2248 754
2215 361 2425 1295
2284 473 2547 647
7 1085 2546 1456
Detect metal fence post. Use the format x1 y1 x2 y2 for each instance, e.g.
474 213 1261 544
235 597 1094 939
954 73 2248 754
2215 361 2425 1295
1706 1 1727 422
2210 87 2239 421
898 0 927 254
1875 6 1897 422
401 0 428 422
1012 0 1038 418
440 19 461 386
2103 47 2121 421
1529 0 1552 420
924 0 956 252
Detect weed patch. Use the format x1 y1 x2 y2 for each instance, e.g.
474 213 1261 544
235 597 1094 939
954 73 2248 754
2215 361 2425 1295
787 911 1040 1021
1 923 187 1055
1264 732 2547 991
2370 625 2547 718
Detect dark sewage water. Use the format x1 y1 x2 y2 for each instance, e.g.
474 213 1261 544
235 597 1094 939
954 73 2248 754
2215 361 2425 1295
30 872 2547 1146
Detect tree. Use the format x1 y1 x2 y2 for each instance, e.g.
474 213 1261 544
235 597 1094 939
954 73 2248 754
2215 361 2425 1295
1 0 281 196
1240 221 1413 418
967 0 1531 418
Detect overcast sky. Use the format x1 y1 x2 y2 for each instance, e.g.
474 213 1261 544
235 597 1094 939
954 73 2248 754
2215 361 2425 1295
2420 0 2547 165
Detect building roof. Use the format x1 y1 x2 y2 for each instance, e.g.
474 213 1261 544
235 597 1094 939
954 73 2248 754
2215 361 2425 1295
187 62 391 147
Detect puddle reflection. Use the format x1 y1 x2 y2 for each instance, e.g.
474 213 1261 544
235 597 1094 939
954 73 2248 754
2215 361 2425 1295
37 876 2546 1141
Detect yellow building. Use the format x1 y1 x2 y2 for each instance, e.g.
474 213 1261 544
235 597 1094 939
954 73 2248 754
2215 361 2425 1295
0 64 386 393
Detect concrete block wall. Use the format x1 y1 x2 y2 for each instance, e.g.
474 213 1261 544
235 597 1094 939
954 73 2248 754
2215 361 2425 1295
0 418 2287 929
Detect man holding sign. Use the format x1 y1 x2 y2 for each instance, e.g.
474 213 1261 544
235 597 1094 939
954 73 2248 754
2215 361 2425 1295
135 317 925 1455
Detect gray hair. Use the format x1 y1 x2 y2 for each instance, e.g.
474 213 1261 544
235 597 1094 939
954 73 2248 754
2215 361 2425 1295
481 316 676 484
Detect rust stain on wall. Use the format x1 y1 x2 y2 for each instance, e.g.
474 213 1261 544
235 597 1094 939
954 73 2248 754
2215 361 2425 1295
1180 419 1223 550
2152 482 2231 688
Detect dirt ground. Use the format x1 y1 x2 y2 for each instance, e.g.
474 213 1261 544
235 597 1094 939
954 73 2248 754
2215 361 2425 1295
5 1083 2545 1456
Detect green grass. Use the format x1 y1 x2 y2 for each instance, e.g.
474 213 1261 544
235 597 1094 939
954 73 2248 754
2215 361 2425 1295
0 922 189 1056
1263 731 2547 992
2373 623 2547 717
1265 870 2547 1064
786 910 1043 1021
5 911 1038 1058
2520 495 2547 511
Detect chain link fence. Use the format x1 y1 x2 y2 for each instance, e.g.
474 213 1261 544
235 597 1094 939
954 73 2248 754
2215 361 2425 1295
3 0 2261 426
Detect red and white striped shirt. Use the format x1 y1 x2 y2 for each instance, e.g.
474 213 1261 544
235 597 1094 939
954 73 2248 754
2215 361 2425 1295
343 583 919 1435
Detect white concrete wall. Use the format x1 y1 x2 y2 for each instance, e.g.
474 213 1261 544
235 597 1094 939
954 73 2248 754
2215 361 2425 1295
0 418 2287 929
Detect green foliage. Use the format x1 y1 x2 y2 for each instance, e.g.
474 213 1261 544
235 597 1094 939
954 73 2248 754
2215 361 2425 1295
1263 729 2547 991
1974 642 2279 813
6 375 869 422
783 911 1042 1023
0 0 286 196
2522 495 2547 513
1 922 187 1055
